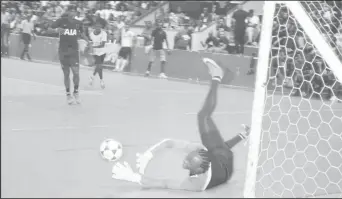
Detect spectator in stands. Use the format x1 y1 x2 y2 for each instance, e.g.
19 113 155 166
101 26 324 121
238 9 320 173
194 20 207 32
231 4 248 55
1 6 12 56
246 9 260 46
201 31 219 52
211 4 219 22
200 7 212 24
174 24 192 50
216 17 229 33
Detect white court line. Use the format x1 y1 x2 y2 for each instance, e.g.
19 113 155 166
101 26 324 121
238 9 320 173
184 108 342 115
2 76 103 96
10 125 110 132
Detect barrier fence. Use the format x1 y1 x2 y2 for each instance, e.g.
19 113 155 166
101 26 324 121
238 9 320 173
7 34 256 89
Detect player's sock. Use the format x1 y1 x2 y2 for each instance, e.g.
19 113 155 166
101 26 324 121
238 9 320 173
26 53 32 61
146 62 152 72
115 59 122 70
73 74 80 92
99 67 103 80
93 66 99 76
66 88 70 95
120 60 127 71
74 85 79 94
160 61 166 73
224 135 244 149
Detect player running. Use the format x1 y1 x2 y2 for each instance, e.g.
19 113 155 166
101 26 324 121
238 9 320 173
51 5 90 105
112 58 251 191
89 21 108 89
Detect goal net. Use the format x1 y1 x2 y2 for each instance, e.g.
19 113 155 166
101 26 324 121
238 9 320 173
244 1 342 198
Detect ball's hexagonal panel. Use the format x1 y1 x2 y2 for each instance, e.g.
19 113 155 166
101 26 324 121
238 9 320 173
316 140 332 156
293 168 307 184
298 100 312 117
329 117 342 135
288 107 301 124
327 151 342 167
303 161 319 178
326 167 342 183
294 135 309 152
279 97 292 114
293 152 308 168
281 174 296 190
303 178 318 195
297 118 310 134
278 114 290 132
306 128 320 146
284 142 297 158
317 123 334 140
308 111 322 129
282 159 296 174
274 150 286 167
314 172 330 189
304 145 319 162
315 156 330 173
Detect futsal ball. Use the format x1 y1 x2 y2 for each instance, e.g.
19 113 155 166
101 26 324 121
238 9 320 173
100 139 123 162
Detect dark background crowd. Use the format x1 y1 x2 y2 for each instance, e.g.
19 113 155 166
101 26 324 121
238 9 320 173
1 1 341 101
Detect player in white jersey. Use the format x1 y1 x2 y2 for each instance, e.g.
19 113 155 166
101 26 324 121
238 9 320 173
115 25 136 72
89 21 108 89
20 14 36 61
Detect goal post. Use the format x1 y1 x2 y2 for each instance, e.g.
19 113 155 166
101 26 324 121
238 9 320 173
244 1 342 198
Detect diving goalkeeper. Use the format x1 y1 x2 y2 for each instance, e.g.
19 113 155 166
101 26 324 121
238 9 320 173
112 58 251 191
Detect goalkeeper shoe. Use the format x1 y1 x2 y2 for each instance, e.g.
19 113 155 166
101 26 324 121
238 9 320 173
202 57 223 80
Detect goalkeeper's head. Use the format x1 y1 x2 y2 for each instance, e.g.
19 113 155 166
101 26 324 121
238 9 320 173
183 149 210 176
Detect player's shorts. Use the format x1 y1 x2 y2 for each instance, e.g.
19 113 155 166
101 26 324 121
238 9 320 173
149 49 166 62
21 33 31 45
118 46 132 59
59 49 80 67
93 54 106 65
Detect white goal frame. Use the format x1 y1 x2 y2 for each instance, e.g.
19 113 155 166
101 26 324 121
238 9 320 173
243 1 342 198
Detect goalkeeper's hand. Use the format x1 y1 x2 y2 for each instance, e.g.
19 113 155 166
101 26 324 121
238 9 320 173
112 161 142 185
136 151 153 174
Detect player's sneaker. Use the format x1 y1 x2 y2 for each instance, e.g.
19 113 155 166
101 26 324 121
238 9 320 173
89 76 94 86
159 73 167 79
66 93 74 105
100 80 105 89
202 58 223 80
73 92 81 104
144 71 150 77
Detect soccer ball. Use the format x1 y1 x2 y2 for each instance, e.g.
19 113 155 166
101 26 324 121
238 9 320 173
100 139 123 162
